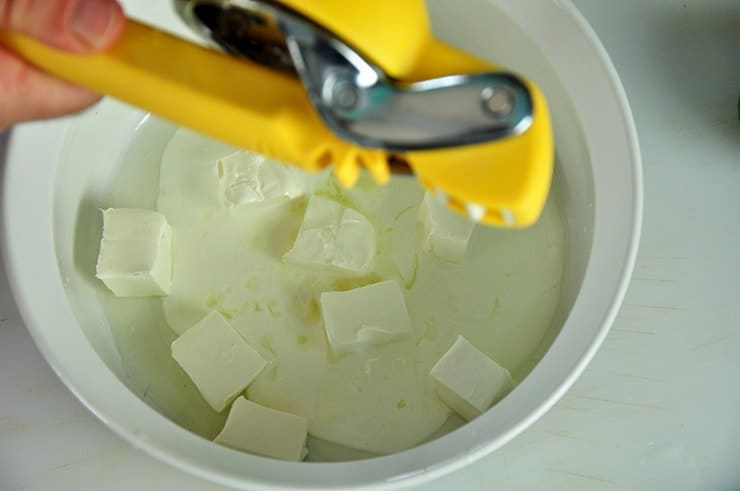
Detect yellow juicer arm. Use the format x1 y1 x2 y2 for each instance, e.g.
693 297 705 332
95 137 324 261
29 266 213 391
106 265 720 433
0 0 553 227
0 21 384 177
284 0 553 226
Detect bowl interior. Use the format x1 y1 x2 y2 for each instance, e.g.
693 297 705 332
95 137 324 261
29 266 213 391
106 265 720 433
52 0 594 461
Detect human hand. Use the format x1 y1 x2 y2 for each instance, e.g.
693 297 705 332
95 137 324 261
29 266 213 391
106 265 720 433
0 0 125 130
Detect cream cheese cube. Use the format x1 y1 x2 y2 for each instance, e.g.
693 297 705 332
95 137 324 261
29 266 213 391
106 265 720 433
214 397 309 461
418 193 475 262
320 280 412 355
284 195 376 274
171 311 267 412
218 151 303 208
96 208 173 296
430 335 512 421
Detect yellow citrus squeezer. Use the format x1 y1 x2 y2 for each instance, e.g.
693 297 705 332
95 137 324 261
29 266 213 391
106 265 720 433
0 0 553 227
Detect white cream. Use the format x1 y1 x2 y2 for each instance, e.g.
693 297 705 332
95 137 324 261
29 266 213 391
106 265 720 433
284 195 376 275
171 311 267 412
145 128 564 457
96 208 173 296
156 132 450 454
214 396 308 461
247 339 451 455
218 151 303 208
320 280 412 355
430 335 512 421
418 192 475 262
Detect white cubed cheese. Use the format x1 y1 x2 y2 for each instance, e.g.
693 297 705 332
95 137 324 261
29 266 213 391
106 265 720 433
218 151 303 208
96 208 173 296
171 311 267 412
284 195 376 274
320 280 412 355
214 397 309 461
418 193 475 262
430 335 512 420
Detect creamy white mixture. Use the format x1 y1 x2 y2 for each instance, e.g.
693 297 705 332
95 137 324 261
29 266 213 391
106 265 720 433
101 125 565 460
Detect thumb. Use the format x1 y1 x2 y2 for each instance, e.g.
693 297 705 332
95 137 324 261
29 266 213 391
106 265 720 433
0 0 125 52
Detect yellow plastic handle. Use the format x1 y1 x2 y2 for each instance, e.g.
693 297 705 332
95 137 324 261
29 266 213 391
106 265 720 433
0 20 388 178
1 1 553 227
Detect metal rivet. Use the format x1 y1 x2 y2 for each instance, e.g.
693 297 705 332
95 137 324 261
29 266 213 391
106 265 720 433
481 86 515 119
331 80 360 110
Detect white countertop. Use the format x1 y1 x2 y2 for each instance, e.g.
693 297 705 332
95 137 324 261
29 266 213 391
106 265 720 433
1 0 739 489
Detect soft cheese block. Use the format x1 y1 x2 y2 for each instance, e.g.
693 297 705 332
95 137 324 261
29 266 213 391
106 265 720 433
320 280 412 355
172 311 267 412
96 208 173 296
150 129 565 456
430 335 512 421
214 397 309 461
284 195 376 274
218 151 303 208
418 193 475 262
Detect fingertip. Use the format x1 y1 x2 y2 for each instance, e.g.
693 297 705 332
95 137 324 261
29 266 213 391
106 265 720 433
70 0 126 51
105 1 127 49
3 0 126 53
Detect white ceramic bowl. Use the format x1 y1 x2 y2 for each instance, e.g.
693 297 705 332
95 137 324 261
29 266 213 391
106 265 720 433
0 0 641 489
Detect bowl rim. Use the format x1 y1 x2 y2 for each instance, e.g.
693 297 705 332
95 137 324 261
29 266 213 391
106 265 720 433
0 0 642 489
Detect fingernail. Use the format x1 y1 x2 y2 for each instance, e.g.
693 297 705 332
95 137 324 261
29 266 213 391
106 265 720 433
70 0 116 49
